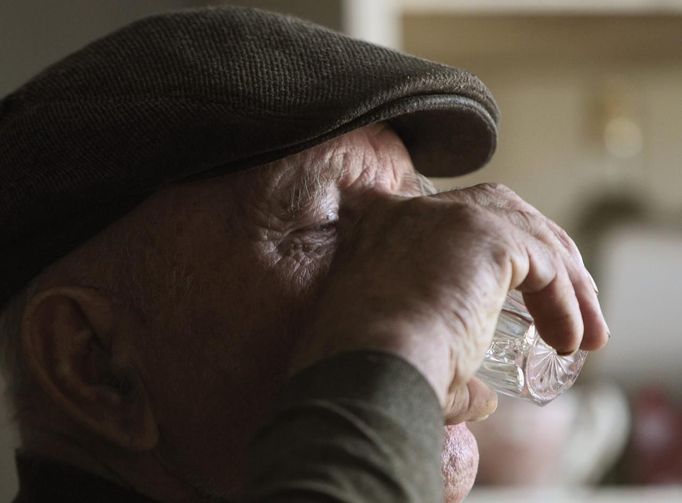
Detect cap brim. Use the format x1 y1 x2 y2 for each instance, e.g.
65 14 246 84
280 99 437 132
181 93 497 182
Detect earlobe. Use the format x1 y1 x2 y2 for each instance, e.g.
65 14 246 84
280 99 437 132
21 286 158 451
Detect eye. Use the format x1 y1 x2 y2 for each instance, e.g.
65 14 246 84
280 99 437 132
287 219 338 245
305 220 337 234
291 213 338 236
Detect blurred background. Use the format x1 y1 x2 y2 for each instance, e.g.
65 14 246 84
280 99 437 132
1 1 681 501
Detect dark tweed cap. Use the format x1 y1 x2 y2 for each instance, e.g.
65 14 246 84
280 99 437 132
0 6 498 307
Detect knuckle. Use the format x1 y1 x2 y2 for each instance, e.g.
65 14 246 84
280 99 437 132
443 199 489 230
491 243 513 273
554 226 583 260
553 224 571 243
477 182 519 203
456 200 487 222
548 246 565 266
469 182 529 211
483 233 516 276
474 182 511 194
508 208 536 232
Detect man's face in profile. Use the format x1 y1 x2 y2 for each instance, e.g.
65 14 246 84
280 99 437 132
103 123 475 499
13 123 479 502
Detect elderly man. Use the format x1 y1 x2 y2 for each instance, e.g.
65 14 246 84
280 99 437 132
0 7 608 503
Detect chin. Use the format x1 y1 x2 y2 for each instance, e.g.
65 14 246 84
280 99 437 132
441 423 479 503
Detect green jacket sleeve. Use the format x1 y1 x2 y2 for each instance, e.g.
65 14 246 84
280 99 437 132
243 350 445 502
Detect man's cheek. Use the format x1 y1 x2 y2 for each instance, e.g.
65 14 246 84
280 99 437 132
275 239 336 288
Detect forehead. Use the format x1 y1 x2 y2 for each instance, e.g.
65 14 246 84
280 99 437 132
153 123 419 227
249 123 416 198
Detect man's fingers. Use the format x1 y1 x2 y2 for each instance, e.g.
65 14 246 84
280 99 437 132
521 265 584 355
573 276 610 351
444 378 498 425
542 225 610 352
391 184 608 400
503 205 609 354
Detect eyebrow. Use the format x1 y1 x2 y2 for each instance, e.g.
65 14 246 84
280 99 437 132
287 168 327 214
263 151 341 221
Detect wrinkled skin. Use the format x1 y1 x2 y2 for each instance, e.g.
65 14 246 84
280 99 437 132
442 425 479 502
20 123 608 502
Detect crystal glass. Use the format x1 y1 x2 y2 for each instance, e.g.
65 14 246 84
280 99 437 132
476 290 588 405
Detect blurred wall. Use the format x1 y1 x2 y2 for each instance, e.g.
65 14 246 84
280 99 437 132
403 13 682 396
403 14 682 229
0 0 342 96
0 0 194 96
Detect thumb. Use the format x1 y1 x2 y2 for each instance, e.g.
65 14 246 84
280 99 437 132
444 378 498 425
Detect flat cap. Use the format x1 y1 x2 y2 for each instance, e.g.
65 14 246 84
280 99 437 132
0 6 498 307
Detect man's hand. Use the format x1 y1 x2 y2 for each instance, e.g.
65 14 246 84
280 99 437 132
290 183 609 421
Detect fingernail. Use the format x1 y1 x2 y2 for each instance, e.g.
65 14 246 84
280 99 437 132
470 414 490 423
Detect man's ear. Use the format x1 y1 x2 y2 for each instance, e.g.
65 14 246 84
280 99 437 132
21 285 158 451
